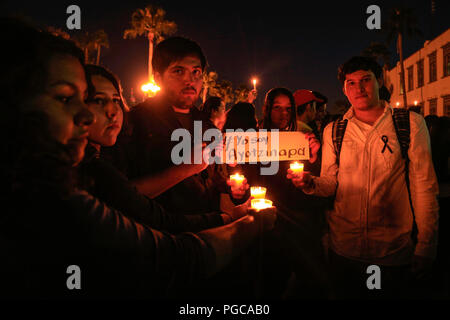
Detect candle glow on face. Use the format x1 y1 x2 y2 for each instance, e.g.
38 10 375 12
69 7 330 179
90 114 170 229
290 161 304 173
251 186 267 199
251 199 273 211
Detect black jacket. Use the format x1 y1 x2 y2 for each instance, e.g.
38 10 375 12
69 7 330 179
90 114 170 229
1 152 215 299
105 95 230 215
78 145 225 233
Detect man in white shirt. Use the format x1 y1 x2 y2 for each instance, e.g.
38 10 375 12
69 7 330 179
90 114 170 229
287 56 439 298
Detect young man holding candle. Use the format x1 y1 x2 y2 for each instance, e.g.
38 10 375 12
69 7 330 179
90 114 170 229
287 56 439 299
108 36 252 298
110 37 247 216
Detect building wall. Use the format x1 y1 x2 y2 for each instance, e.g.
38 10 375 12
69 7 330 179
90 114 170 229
385 28 450 117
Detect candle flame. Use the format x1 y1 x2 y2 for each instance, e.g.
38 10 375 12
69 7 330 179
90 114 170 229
251 199 273 211
290 162 304 171
230 173 245 183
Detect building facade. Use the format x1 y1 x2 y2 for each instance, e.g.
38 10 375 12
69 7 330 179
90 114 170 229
385 28 450 117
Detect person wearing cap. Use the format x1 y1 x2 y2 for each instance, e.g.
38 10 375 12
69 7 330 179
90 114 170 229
310 91 329 142
294 89 324 135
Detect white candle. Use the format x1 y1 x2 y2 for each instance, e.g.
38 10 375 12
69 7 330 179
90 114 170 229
230 173 245 186
290 161 304 173
251 199 273 211
252 79 257 91
251 186 267 199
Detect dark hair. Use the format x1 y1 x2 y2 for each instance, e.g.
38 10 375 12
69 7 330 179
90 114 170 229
312 91 328 105
378 85 391 102
152 36 207 75
262 87 297 131
85 64 129 112
202 96 223 118
1 18 84 108
337 56 383 85
0 17 87 193
85 64 131 138
223 102 257 131
296 102 314 116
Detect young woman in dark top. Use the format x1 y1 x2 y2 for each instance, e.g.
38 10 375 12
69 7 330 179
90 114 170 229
0 18 276 299
258 87 330 298
80 64 237 233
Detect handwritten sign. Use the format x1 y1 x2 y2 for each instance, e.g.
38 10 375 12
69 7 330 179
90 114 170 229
221 131 309 164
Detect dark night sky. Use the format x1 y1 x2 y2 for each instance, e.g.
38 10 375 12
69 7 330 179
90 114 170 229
2 0 449 115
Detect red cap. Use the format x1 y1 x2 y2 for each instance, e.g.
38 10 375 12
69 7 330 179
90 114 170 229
293 89 324 107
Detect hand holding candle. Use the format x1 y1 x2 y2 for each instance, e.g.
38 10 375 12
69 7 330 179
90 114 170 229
248 199 277 230
290 161 304 174
287 164 314 190
251 199 273 211
228 173 249 200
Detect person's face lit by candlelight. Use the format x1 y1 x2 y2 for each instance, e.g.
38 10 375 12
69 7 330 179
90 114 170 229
343 70 382 112
155 56 203 110
86 75 123 148
29 54 94 166
270 94 292 130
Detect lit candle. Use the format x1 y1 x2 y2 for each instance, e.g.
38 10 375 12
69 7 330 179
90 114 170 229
251 186 267 199
290 161 304 174
230 173 245 186
251 199 273 211
252 79 257 91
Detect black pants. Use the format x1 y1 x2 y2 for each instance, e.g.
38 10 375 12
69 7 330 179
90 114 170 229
328 250 412 299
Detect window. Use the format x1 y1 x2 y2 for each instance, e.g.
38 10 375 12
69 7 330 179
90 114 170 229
444 95 450 117
443 43 450 77
399 72 404 95
429 98 437 115
417 59 424 88
419 102 424 115
407 66 414 91
429 51 437 83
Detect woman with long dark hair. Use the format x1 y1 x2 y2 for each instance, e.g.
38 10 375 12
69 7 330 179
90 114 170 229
0 18 276 299
79 64 238 232
257 87 329 298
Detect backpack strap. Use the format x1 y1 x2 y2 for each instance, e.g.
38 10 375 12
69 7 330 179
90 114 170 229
392 108 417 242
392 108 410 160
332 116 348 165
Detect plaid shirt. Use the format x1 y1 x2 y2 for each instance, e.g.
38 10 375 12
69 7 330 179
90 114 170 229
305 105 439 265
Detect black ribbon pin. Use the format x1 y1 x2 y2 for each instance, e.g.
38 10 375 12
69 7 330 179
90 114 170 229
381 135 393 153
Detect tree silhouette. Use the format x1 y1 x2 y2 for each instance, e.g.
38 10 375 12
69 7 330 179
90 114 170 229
92 30 109 65
385 5 422 109
124 5 177 82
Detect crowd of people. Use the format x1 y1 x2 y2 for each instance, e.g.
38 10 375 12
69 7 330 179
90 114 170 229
1 17 448 300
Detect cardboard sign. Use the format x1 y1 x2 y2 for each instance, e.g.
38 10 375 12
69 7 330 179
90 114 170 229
222 131 309 164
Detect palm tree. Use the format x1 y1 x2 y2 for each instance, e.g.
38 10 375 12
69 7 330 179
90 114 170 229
46 26 70 40
234 84 251 103
209 80 235 108
202 71 218 103
385 6 422 109
72 31 94 64
91 30 109 65
362 42 391 68
123 5 177 82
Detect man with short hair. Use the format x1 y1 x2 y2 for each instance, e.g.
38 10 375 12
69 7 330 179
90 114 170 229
288 56 439 298
112 37 242 216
